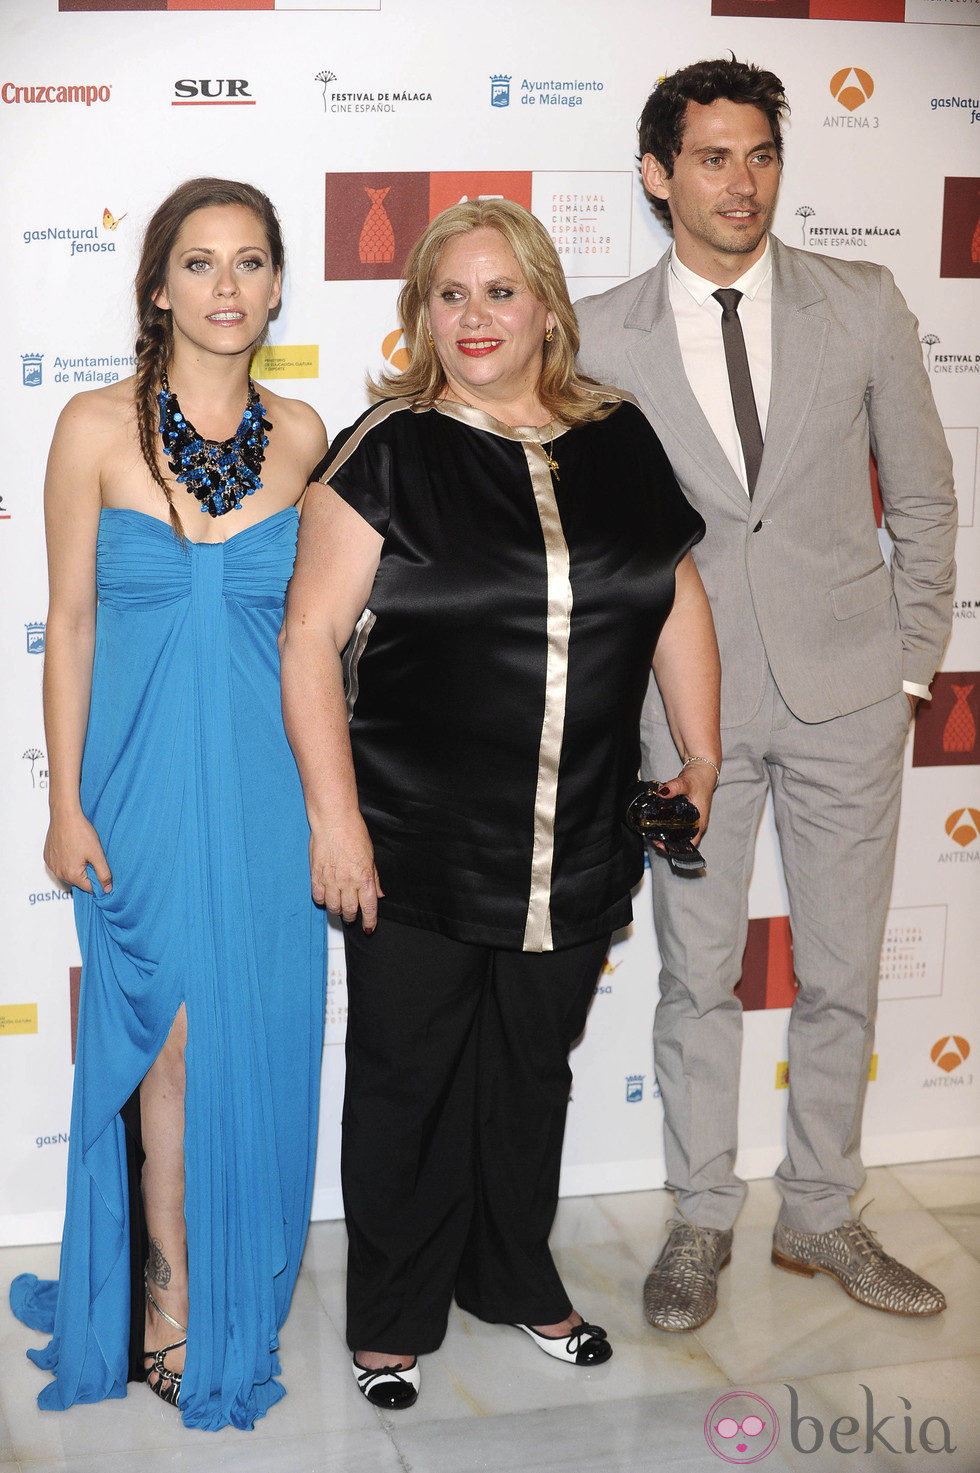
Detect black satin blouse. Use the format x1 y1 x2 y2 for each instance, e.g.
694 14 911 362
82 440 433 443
311 393 704 952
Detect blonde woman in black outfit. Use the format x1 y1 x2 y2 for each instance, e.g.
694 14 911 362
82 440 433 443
281 198 721 1410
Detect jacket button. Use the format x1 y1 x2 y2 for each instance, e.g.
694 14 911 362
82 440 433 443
752 520 763 533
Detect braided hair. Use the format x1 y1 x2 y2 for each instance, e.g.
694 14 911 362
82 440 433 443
133 178 284 537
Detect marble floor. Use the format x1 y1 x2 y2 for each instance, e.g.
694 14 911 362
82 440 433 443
1 1158 978 1473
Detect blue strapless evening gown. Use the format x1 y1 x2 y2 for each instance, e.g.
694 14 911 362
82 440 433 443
10 507 327 1431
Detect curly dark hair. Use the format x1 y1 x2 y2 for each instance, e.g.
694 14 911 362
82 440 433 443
638 58 789 229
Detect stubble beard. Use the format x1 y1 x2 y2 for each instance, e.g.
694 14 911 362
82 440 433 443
705 207 772 258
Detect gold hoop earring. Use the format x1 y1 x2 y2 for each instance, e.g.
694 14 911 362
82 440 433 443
427 332 434 346
544 328 554 342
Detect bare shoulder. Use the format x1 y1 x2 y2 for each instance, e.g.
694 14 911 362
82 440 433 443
260 385 328 456
48 380 138 483
55 376 136 441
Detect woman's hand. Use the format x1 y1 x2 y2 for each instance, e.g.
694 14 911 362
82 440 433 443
656 760 717 844
44 808 112 894
309 814 384 932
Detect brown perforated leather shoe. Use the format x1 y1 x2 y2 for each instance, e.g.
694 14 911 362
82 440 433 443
642 1220 733 1332
772 1218 946 1316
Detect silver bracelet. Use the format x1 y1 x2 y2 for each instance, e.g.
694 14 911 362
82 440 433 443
683 755 721 788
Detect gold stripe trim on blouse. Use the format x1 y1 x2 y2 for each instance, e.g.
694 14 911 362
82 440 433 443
431 397 572 445
521 441 572 952
313 397 415 486
342 608 376 720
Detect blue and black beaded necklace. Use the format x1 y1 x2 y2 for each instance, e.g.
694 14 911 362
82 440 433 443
157 371 272 517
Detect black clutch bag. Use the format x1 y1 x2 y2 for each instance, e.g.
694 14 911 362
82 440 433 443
625 781 706 878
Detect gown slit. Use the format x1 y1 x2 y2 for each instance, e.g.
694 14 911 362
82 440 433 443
137 1003 190 1389
120 1085 148 1383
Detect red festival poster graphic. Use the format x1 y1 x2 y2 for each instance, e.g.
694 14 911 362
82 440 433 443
735 916 798 1011
60 2 276 11
710 1 810 16
913 673 980 767
427 172 533 219
869 453 884 528
710 0 904 15
70 966 81 1063
323 174 429 282
324 172 534 282
811 0 903 16
940 178 980 280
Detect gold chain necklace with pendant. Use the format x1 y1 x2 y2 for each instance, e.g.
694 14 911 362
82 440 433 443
542 425 560 480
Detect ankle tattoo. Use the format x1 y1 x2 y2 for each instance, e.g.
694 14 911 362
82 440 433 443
147 1238 172 1290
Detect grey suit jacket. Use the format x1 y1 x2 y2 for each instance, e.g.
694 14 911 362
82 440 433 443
575 235 957 727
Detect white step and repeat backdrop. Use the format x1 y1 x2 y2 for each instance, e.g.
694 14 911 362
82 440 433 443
1 0 978 1245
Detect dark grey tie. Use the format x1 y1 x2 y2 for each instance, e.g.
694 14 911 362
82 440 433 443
712 288 764 497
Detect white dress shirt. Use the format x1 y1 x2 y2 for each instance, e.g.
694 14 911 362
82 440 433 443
667 239 929 702
668 240 772 495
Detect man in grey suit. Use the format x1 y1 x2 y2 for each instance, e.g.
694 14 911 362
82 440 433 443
576 58 956 1331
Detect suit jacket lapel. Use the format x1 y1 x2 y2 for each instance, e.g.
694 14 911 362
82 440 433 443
624 257 750 513
751 237 829 515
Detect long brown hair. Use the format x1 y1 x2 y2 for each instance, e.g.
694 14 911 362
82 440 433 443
371 199 615 428
133 177 284 537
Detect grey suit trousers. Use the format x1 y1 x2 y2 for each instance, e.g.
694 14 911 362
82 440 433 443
644 670 912 1234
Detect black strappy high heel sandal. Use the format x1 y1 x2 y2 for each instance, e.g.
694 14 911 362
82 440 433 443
141 1269 187 1407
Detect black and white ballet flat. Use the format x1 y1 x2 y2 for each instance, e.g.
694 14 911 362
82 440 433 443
514 1320 613 1366
351 1354 420 1409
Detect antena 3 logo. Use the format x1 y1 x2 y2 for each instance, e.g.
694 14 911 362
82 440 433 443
943 807 980 852
830 67 873 113
925 1035 973 1090
825 68 879 131
2 82 111 107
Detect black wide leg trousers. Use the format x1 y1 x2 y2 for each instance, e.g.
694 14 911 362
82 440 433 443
341 917 610 1354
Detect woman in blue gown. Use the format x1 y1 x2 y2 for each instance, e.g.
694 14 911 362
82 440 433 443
9 178 328 1431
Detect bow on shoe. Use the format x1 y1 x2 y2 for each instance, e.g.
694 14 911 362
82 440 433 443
514 1320 613 1365
351 1356 420 1409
